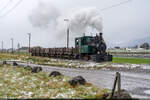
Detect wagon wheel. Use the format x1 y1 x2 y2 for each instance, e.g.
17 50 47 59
84 54 89 61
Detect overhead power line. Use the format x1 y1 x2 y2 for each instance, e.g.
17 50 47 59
0 0 12 13
0 0 23 18
100 0 132 11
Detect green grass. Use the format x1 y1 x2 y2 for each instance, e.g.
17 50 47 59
113 57 150 64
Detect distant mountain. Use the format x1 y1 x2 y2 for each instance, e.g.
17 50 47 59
123 36 150 48
106 36 150 48
129 37 150 47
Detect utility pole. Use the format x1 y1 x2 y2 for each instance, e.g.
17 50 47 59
27 33 31 53
1 41 3 53
64 19 69 48
17 43 20 53
11 38 13 53
67 28 69 48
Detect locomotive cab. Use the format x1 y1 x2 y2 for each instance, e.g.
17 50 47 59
75 33 113 62
75 36 93 53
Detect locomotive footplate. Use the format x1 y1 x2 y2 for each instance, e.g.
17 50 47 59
96 54 113 62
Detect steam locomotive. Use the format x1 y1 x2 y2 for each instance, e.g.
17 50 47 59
31 33 112 62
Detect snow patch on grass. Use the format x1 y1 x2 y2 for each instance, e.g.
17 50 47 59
144 90 150 94
0 65 109 99
111 63 150 70
142 65 150 69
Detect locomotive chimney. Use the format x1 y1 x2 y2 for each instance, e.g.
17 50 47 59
99 33 104 42
83 33 85 37
99 33 103 36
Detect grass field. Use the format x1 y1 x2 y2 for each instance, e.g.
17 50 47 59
0 65 110 99
113 57 150 64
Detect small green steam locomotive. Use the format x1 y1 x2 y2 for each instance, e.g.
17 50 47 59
31 33 112 62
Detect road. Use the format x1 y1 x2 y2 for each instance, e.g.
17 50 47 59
4 61 150 99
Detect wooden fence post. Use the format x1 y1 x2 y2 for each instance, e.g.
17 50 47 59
117 72 121 99
111 72 121 99
111 72 118 98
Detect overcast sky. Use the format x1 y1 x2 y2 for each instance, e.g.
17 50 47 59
0 0 150 49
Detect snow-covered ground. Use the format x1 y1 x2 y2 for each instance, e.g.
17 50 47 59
50 59 150 70
3 58 150 70
111 63 150 70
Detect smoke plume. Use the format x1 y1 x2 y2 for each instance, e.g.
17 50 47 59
29 1 60 28
29 1 103 37
70 8 103 34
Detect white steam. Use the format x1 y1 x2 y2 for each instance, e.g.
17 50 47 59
29 1 60 28
70 8 103 34
29 1 103 37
